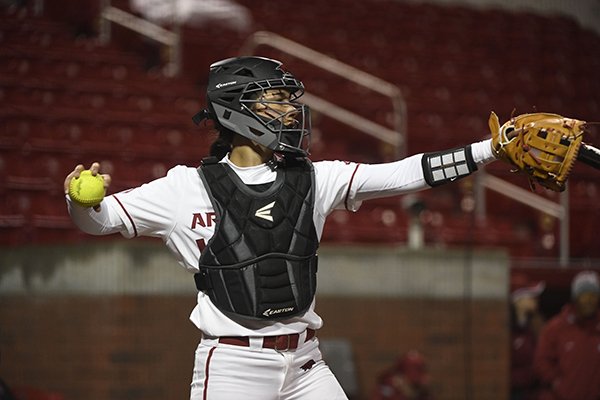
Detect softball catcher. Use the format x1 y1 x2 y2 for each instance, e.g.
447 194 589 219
65 56 592 399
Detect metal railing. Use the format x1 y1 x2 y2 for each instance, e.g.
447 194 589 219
475 169 569 265
98 3 181 77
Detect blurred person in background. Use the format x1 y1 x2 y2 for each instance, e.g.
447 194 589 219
534 270 600 400
370 350 433 400
509 274 545 400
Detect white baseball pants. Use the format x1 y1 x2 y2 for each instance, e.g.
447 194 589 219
190 336 348 400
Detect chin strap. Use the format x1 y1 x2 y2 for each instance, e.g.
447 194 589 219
192 109 212 126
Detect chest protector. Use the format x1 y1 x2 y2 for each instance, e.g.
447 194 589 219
194 158 319 320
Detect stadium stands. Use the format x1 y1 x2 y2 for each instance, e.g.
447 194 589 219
1 0 598 261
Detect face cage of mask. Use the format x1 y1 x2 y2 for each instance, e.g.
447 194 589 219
239 77 311 154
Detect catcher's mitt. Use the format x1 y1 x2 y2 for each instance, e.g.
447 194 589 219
489 112 586 191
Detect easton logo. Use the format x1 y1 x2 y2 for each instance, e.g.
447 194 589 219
255 201 275 222
262 307 295 317
215 80 237 89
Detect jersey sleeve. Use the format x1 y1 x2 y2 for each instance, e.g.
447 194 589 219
108 165 187 239
313 160 363 215
66 194 126 236
312 154 428 216
313 139 496 215
67 165 188 240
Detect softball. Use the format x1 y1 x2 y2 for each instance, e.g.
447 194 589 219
68 170 105 207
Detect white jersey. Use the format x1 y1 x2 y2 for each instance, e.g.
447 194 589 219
67 139 495 337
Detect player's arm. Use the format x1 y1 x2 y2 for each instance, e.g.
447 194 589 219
65 163 183 239
350 138 494 204
313 139 494 216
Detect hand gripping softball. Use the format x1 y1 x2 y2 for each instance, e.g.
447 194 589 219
489 112 587 191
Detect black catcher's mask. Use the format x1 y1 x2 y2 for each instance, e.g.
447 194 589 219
193 56 311 156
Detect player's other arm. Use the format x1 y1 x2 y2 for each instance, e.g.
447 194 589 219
64 162 123 235
350 138 495 203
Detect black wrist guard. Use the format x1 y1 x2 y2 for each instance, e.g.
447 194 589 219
421 145 477 187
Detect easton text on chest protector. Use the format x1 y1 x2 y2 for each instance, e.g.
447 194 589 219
194 158 319 320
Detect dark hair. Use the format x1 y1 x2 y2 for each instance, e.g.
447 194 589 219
209 128 234 160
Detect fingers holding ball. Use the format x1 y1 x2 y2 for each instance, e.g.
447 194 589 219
66 163 110 207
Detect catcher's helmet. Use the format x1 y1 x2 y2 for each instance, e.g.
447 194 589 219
194 56 311 156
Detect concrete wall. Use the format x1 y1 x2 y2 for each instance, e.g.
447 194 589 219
0 242 509 400
1 242 508 298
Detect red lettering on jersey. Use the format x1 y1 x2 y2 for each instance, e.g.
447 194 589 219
196 238 206 252
191 213 206 229
206 212 216 227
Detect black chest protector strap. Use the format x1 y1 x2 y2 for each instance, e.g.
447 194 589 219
195 158 319 320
